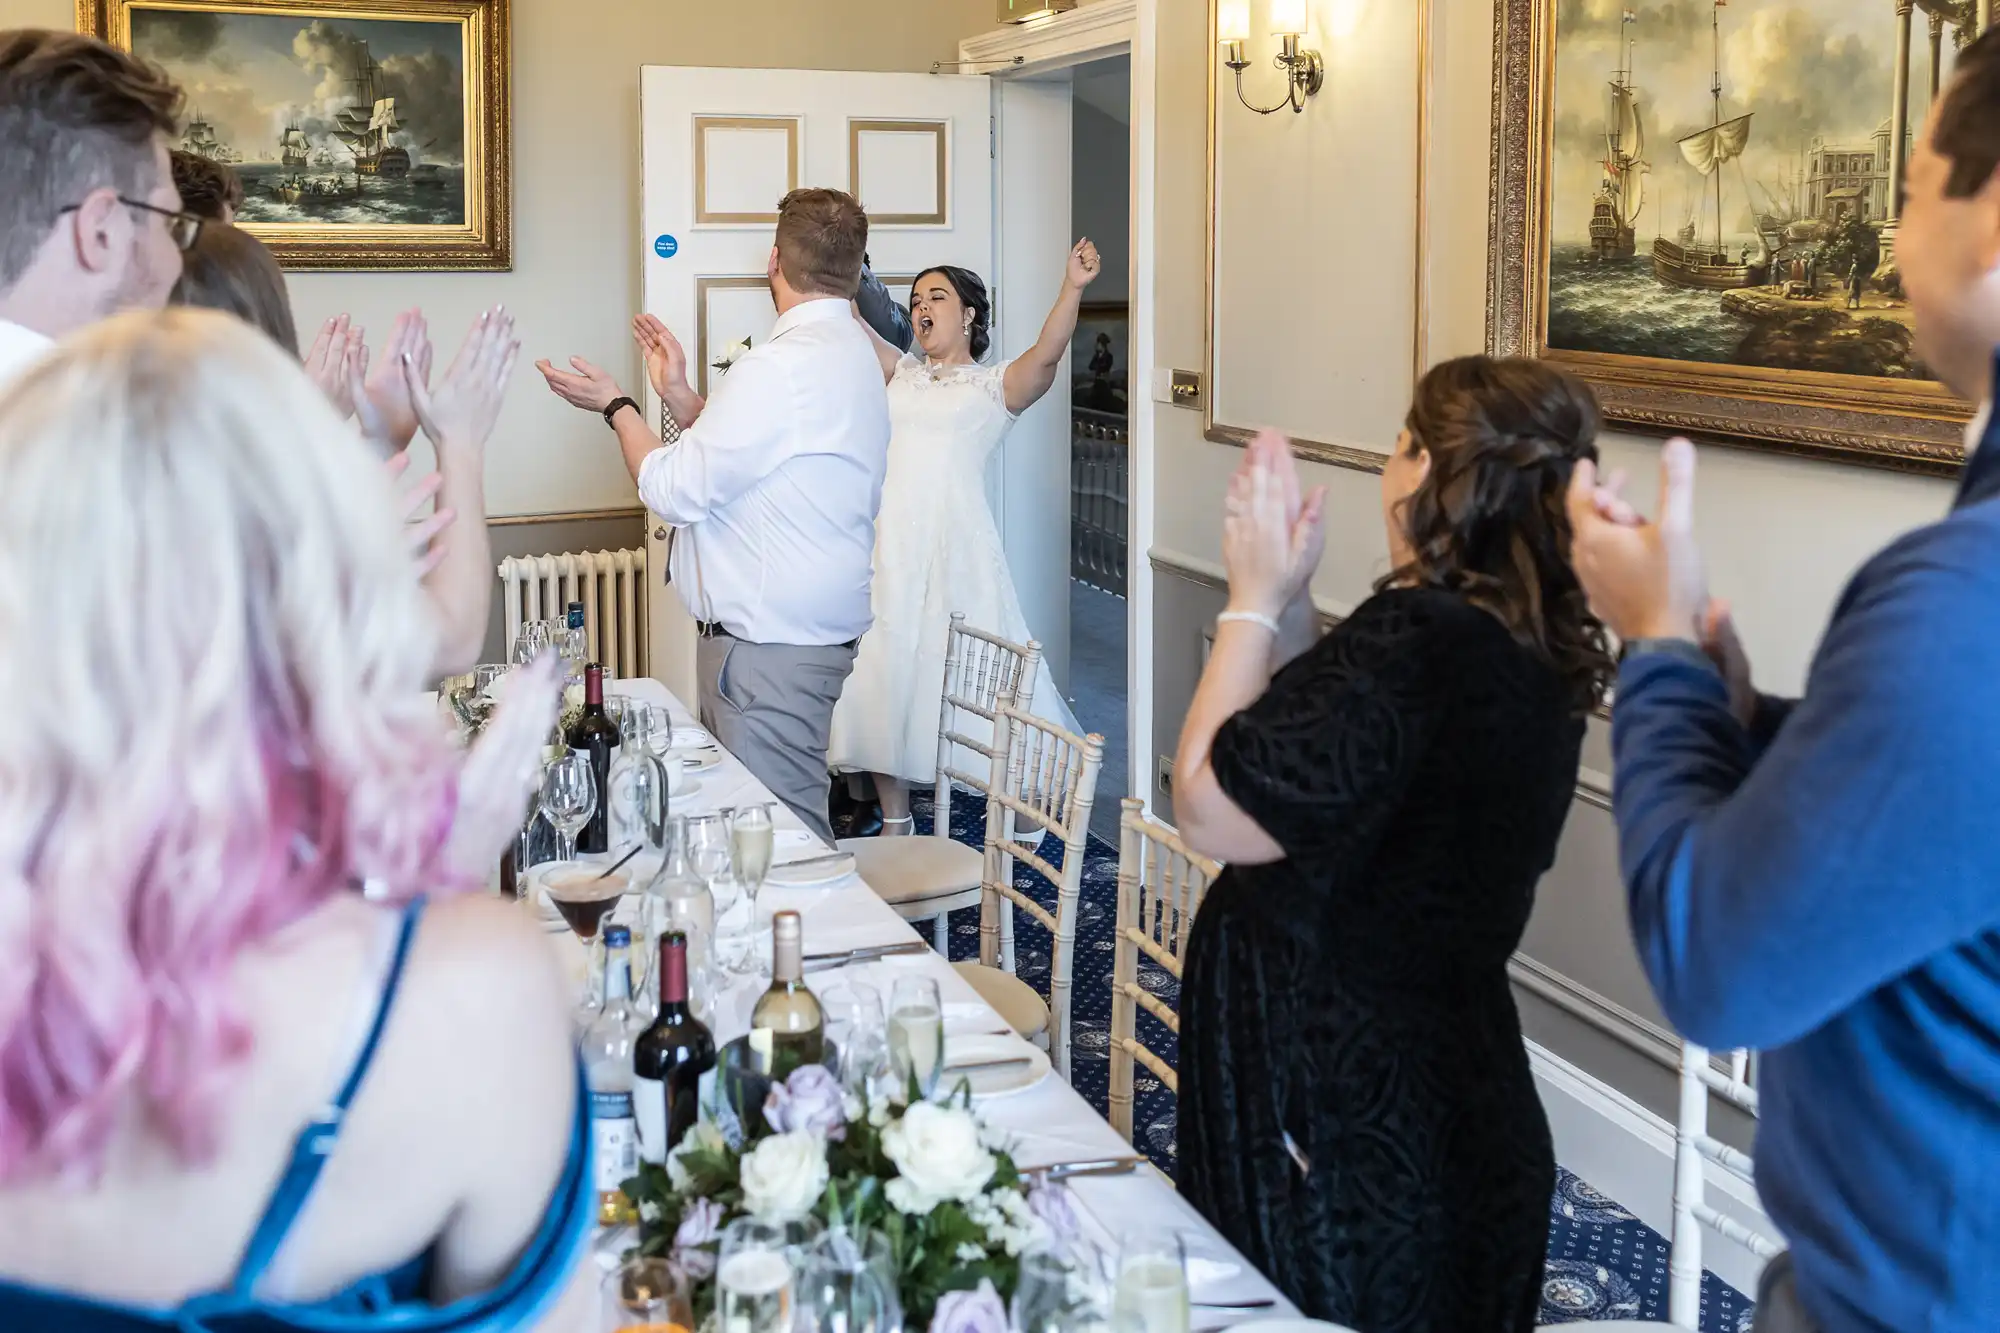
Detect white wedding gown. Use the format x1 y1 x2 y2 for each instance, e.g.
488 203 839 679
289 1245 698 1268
830 353 1080 784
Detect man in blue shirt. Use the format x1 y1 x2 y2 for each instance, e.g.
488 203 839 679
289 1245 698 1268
1564 31 2000 1333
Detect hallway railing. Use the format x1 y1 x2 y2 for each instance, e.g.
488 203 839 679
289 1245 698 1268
1071 407 1129 597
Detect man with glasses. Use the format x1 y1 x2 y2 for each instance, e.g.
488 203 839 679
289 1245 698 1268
0 30 193 390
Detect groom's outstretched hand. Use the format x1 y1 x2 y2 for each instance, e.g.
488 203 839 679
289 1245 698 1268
535 355 622 414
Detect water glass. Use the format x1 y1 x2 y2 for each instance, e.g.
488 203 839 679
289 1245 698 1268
601 1256 693 1333
718 1219 796 1333
887 977 944 1103
1014 1248 1105 1333
641 704 675 759
795 1227 901 1333
540 749 596 861
473 662 509 696
1110 1231 1188 1333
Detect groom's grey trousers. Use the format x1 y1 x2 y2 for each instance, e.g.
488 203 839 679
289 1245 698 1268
696 630 857 846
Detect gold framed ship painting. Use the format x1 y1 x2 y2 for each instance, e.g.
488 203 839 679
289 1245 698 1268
1489 0 1982 475
79 0 511 271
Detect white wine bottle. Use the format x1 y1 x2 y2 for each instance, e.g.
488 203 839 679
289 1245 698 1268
748 911 824 1080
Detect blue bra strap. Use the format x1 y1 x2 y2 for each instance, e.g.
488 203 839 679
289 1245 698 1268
225 897 429 1297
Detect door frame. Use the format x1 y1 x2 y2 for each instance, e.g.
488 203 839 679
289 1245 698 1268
957 0 1157 819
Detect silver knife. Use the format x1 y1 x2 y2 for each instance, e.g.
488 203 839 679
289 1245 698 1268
776 850 852 871
943 1054 1033 1074
1024 1157 1144 1182
803 941 929 971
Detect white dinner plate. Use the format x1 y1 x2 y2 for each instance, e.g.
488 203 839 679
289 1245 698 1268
765 852 855 888
1226 1322 1357 1333
940 1033 1050 1098
677 745 723 772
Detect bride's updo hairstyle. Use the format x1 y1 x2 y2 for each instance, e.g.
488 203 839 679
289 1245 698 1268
912 265 993 361
0 310 470 1181
1381 355 1616 714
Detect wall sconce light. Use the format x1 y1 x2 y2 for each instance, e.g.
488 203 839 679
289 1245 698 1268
1218 0 1324 115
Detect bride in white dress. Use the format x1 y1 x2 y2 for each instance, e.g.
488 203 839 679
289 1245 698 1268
828 239 1102 833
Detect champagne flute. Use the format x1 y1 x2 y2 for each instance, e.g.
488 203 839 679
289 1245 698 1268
1111 1231 1188 1333
601 1256 693 1333
730 803 775 911
718 1219 795 1333
888 976 944 1103
540 749 596 862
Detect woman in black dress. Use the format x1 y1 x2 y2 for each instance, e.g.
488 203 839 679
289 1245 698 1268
1171 357 1615 1333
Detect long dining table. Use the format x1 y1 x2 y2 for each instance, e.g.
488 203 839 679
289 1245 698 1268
535 676 1299 1329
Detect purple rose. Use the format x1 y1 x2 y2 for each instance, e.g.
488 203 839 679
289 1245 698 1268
1026 1182 1080 1243
765 1063 848 1139
673 1198 724 1280
931 1279 1008 1333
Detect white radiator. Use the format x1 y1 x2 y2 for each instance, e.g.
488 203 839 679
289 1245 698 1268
497 549 648 680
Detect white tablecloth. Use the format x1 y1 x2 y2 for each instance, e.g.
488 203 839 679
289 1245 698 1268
560 678 1297 1325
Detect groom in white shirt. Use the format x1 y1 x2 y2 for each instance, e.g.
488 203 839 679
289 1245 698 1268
539 188 889 843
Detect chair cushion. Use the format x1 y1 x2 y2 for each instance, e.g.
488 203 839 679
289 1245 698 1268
953 962 1050 1039
838 835 983 906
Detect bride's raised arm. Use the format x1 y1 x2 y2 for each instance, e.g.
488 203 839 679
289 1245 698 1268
852 299 902 384
1001 238 1101 416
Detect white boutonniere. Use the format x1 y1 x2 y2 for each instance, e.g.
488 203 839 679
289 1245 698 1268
711 337 751 376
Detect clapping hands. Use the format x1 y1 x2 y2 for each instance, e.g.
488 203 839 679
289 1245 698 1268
1222 429 1327 621
409 305 521 453
632 314 690 402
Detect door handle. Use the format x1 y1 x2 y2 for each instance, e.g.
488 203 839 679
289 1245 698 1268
654 526 667 540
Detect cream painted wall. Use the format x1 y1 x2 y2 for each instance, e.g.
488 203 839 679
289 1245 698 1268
1146 0 1964 1122
17 0 997 516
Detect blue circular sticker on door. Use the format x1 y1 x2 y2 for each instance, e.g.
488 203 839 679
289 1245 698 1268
653 234 679 259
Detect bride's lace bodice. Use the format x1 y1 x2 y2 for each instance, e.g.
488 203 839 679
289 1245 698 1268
884 354 1015 495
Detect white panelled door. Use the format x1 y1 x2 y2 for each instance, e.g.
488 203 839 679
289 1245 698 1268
638 67 994 704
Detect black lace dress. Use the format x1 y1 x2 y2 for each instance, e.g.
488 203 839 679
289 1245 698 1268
1179 587 1583 1333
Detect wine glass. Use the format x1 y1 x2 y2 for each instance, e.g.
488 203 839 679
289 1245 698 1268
888 977 944 1103
540 749 596 862
795 1227 901 1333
512 619 553 667
822 983 888 1096
730 803 775 909
1110 1231 1188 1333
1015 1247 1105 1333
685 813 733 889
640 704 675 760
718 1219 796 1333
473 662 509 696
601 1256 693 1333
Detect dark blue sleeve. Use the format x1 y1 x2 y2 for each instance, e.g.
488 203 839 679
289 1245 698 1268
855 264 913 353
1613 534 2000 1050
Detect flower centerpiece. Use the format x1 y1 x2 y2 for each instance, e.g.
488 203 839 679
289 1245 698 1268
626 1065 1082 1327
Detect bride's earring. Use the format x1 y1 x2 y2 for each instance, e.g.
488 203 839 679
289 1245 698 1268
962 313 973 337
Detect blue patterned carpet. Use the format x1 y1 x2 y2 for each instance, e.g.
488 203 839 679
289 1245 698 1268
834 788 1757 1332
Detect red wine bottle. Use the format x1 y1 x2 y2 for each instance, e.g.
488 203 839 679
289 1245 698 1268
564 664 620 854
632 932 715 1162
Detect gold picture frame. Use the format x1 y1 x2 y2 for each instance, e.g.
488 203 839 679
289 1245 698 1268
81 0 512 271
693 115 800 226
848 119 948 226
1486 0 1974 476
1201 0 1433 474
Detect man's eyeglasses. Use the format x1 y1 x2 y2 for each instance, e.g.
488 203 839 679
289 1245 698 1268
57 197 203 252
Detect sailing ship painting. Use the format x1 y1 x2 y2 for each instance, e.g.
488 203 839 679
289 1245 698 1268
1587 22 1646 262
126 6 468 229
1542 0 1952 381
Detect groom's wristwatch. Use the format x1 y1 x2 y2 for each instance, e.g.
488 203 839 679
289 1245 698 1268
602 396 639 427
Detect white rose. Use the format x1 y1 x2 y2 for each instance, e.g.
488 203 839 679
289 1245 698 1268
738 1130 829 1225
667 1120 728 1192
881 1103 996 1215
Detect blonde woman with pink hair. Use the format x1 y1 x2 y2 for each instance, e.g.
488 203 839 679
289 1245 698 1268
0 310 592 1331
